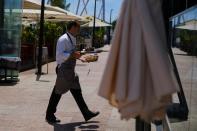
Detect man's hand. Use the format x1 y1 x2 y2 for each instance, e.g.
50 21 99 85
71 51 81 59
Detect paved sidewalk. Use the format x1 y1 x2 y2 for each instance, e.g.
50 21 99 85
0 46 196 131
0 45 135 131
171 48 197 131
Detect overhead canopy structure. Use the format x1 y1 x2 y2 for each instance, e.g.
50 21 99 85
171 5 197 30
44 5 86 22
176 20 197 30
23 0 85 21
23 0 41 10
82 16 111 27
22 9 82 21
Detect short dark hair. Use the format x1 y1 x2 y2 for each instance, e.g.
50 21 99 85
67 21 80 30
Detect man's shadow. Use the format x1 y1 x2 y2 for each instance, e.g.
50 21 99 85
53 121 100 131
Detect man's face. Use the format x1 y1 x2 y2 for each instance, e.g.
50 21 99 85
72 25 80 36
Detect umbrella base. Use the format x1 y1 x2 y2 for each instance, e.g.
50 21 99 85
136 117 151 131
167 103 188 123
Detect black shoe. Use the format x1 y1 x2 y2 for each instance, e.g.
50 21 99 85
45 115 61 124
84 111 100 121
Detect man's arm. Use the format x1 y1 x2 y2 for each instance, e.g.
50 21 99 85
56 39 71 62
56 37 88 63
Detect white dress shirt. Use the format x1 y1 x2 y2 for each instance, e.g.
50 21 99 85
56 32 76 66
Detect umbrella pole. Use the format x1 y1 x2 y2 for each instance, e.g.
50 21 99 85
92 0 97 48
136 117 151 131
37 0 45 75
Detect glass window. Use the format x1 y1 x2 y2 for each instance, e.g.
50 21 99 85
0 0 22 57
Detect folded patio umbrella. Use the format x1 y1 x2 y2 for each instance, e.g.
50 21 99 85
98 0 179 122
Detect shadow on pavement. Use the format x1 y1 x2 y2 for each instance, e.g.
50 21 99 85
36 74 41 81
36 74 50 82
53 121 100 131
0 82 17 86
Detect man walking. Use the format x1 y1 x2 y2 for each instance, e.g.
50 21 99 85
46 21 99 124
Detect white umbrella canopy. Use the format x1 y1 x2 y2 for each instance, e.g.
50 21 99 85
22 9 81 21
176 20 197 30
23 0 84 21
44 6 86 22
82 16 112 27
98 0 179 122
23 0 41 10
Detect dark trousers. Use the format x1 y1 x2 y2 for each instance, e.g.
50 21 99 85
46 67 89 118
